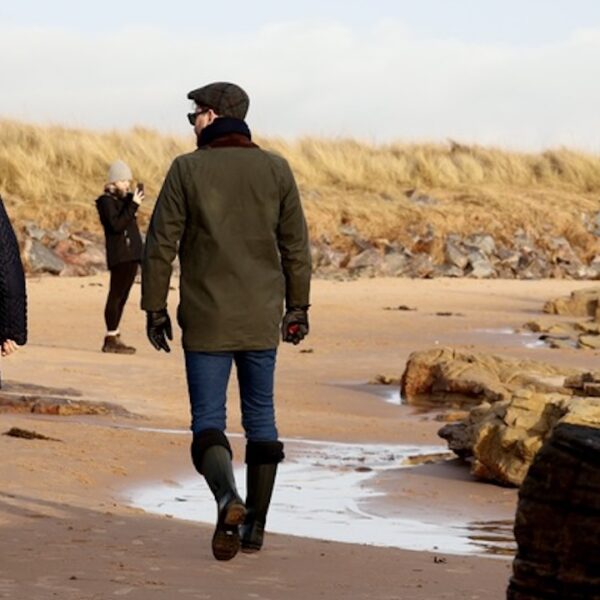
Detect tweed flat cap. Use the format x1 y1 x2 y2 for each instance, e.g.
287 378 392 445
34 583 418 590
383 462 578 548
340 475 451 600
187 82 249 119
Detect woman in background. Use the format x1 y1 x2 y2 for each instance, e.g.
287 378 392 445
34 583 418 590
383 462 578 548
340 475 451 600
0 194 27 386
96 160 144 354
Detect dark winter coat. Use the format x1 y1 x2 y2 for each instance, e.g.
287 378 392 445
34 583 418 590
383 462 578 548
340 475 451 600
0 196 27 347
141 118 311 352
95 192 143 269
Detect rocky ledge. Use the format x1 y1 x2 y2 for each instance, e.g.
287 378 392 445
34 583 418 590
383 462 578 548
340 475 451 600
400 348 600 486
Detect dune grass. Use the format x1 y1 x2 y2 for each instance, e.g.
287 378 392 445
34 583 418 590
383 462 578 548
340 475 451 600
1 119 599 257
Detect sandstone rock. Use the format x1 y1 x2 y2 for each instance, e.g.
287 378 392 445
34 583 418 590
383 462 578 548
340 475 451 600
369 374 401 385
578 334 600 350
547 338 574 350
543 287 600 317
439 390 600 486
403 451 454 466
575 320 600 334
583 383 600 397
416 348 600 486
400 348 576 411
522 320 545 333
22 238 65 275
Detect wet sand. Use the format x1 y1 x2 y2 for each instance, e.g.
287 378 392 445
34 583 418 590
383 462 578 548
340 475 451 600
1 276 598 599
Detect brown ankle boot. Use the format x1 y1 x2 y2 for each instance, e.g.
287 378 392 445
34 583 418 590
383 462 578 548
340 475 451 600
102 334 136 354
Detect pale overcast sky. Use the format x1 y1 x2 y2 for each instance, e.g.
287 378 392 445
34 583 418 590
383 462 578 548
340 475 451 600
2 1 600 150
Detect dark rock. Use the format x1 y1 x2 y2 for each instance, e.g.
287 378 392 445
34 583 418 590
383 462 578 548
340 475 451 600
23 239 65 275
508 423 600 599
3 427 60 441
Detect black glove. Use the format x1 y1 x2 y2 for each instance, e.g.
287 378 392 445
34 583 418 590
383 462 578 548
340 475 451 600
281 307 309 345
146 309 173 352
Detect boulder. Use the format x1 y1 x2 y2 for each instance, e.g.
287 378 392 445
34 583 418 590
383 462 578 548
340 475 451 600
400 348 576 409
400 348 600 486
380 251 411 276
311 241 346 270
407 253 435 278
467 251 495 279
508 423 600 599
578 334 600 350
53 236 106 276
347 248 383 275
22 239 65 275
543 287 600 317
444 237 469 270
414 350 600 486
465 233 496 256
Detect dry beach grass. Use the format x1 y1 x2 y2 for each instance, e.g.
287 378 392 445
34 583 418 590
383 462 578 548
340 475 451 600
1 119 600 259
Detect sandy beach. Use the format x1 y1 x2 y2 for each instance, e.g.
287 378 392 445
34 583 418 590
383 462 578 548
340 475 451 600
1 275 598 600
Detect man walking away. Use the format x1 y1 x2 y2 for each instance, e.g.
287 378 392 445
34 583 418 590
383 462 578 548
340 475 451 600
142 82 311 561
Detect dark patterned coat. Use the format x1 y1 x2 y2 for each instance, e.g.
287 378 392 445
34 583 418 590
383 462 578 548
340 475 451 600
0 196 27 346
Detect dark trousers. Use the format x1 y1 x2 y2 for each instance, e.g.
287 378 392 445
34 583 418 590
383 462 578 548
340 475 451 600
184 349 278 441
104 261 138 331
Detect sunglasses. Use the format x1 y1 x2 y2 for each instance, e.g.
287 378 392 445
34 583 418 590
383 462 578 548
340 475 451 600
187 107 211 125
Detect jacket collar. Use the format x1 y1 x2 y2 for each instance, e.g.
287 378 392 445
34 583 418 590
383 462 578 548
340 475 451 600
197 117 258 149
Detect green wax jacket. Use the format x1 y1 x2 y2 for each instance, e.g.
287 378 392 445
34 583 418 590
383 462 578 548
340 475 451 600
141 140 311 351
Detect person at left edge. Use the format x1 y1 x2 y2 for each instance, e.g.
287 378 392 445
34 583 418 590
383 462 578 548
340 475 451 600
95 160 144 354
0 194 27 387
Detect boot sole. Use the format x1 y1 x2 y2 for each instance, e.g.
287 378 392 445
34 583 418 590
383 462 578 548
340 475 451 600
212 501 247 561
223 501 246 526
101 348 136 354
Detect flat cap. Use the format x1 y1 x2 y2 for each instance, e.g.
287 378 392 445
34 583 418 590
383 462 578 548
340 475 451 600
187 82 249 120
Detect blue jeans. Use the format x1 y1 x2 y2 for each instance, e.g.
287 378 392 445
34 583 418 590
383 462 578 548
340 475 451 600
184 349 279 441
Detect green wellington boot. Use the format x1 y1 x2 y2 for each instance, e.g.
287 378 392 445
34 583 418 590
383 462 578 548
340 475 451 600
241 440 284 553
192 431 247 561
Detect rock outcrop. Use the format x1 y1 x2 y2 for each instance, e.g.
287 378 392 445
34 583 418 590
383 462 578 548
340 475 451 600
543 287 600 317
400 348 600 486
523 287 600 350
400 347 577 408
310 223 600 280
508 423 600 599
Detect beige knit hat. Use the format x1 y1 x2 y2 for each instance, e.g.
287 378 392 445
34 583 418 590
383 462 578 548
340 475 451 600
107 160 132 183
